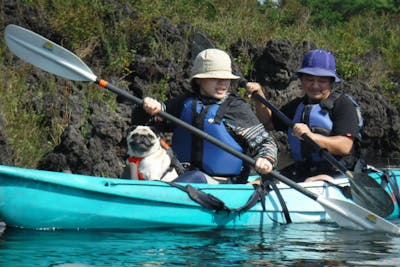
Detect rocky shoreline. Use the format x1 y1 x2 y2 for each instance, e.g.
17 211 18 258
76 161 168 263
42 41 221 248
1 4 400 178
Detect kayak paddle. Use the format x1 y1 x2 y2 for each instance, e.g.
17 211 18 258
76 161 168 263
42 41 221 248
247 91 394 218
4 24 400 234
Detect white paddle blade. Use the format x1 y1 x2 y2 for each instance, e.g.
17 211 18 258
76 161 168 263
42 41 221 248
4 24 97 82
319 197 400 235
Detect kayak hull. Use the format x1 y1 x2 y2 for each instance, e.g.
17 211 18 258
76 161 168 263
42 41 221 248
0 165 398 230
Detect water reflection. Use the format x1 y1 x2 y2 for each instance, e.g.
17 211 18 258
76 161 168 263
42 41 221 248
251 222 400 266
0 221 399 266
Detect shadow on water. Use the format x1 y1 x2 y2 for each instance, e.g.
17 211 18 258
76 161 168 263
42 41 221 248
0 221 400 267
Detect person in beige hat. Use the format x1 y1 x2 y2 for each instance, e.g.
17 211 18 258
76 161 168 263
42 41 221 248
133 48 277 183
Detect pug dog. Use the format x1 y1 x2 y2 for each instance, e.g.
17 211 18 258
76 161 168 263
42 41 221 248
126 126 179 182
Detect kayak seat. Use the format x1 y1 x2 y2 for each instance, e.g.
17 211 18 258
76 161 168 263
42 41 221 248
172 170 208 183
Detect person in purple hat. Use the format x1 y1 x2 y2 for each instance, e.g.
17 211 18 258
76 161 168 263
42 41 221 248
245 49 363 183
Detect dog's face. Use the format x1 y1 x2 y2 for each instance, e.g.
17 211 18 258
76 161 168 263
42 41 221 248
126 126 161 158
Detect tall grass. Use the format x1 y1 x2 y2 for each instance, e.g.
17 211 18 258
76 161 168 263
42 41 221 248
0 57 62 167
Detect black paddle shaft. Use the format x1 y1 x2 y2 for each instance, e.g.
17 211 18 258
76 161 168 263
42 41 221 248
97 78 257 166
102 77 392 214
101 79 324 200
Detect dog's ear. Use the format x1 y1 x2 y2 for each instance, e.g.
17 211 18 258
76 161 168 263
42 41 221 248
126 126 139 143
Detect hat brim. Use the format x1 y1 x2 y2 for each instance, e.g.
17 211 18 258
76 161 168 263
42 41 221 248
191 71 240 80
297 67 341 83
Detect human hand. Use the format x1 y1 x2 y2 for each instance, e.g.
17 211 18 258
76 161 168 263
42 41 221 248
245 82 265 98
254 157 273 175
142 97 162 115
292 123 312 138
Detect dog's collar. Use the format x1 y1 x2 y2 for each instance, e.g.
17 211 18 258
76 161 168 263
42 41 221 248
127 153 174 181
127 157 145 180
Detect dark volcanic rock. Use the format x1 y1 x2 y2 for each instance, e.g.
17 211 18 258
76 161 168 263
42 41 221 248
347 81 400 159
37 99 132 177
2 4 400 175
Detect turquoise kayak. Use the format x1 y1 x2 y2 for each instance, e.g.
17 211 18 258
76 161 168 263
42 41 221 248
0 164 398 230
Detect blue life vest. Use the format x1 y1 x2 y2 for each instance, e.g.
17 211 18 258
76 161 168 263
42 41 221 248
288 102 333 162
288 91 363 163
171 97 243 176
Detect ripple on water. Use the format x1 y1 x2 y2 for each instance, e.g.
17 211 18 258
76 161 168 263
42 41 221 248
0 221 399 266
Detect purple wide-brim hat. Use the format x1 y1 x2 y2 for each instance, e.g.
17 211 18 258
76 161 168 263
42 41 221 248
297 67 341 83
297 49 342 83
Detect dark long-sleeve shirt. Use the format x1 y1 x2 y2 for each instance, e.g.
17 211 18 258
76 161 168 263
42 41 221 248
132 93 278 166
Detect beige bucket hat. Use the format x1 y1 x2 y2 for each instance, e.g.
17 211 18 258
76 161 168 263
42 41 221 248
191 48 240 80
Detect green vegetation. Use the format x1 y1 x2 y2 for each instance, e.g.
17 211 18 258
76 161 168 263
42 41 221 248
0 0 399 167
0 57 67 167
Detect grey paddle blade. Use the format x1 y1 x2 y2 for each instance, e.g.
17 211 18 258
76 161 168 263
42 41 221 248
4 24 96 82
319 197 400 234
349 172 394 218
271 170 400 234
191 32 214 61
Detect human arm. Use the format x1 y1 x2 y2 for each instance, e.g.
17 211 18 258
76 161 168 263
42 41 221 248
131 95 187 132
291 95 360 156
245 82 275 130
291 122 354 155
223 96 278 174
247 124 278 175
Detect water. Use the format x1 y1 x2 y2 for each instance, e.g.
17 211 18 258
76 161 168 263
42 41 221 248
1 221 400 267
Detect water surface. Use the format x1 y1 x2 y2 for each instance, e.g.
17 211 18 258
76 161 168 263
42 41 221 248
0 221 399 266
